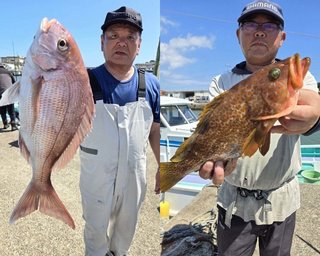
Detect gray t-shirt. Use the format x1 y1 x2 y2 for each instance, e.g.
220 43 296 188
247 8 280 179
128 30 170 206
209 66 318 225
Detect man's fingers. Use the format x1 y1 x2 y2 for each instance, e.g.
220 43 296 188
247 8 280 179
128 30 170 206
199 161 214 179
212 161 224 185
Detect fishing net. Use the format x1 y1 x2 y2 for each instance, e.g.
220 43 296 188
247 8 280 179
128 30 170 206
161 206 218 256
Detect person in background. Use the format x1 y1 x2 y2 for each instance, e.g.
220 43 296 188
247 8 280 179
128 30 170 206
79 6 160 256
199 1 320 255
0 64 18 131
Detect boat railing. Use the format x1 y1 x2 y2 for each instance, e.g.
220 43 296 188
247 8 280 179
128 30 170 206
300 144 320 164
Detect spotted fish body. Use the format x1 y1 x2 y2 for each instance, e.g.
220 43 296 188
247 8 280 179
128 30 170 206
0 18 95 229
160 54 310 192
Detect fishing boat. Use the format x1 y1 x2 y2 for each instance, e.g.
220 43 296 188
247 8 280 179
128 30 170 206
160 96 205 215
160 96 198 163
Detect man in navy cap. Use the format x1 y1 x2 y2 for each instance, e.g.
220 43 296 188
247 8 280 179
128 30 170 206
79 6 160 256
200 1 320 255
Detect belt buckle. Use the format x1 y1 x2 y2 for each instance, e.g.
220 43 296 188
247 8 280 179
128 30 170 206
237 187 248 197
238 187 265 200
253 190 264 200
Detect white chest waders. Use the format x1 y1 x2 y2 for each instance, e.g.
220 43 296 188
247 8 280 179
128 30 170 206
79 69 153 256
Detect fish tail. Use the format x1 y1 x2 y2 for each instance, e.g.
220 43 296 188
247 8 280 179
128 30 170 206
160 162 185 192
9 182 75 229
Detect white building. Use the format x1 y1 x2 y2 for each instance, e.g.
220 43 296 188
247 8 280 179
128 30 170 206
0 56 25 78
161 90 210 103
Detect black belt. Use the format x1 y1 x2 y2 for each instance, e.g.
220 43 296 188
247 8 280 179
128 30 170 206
237 176 296 201
237 187 265 200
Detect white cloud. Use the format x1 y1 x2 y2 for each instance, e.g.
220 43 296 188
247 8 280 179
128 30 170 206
161 16 178 27
161 42 195 69
160 16 178 34
161 34 214 69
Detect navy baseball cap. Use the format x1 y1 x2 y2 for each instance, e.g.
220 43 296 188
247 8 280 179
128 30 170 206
238 0 284 27
101 6 143 32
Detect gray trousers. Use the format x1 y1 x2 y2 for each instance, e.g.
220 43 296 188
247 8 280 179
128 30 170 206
217 206 295 256
0 104 16 124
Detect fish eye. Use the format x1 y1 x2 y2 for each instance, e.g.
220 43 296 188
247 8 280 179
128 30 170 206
57 38 69 52
268 68 281 81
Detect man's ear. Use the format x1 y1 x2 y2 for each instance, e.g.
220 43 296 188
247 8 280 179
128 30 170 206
236 29 240 44
136 38 142 56
279 31 286 47
100 34 104 52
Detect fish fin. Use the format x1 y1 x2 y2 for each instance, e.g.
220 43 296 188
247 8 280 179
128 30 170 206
242 129 260 157
10 181 75 229
255 120 275 156
0 81 21 106
243 120 275 157
52 95 95 171
30 76 44 131
38 184 75 229
259 131 271 156
160 162 185 192
170 135 196 162
9 183 39 225
19 134 31 164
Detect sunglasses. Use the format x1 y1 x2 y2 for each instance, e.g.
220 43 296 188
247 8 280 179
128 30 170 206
240 21 283 33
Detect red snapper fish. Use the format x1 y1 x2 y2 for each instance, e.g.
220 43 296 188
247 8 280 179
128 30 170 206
160 54 310 192
0 18 95 229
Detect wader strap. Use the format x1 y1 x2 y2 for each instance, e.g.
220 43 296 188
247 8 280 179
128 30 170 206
137 68 146 99
87 68 103 103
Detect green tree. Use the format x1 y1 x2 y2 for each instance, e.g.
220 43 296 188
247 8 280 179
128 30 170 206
153 39 160 78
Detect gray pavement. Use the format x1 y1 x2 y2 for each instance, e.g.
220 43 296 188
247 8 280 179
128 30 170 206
0 128 160 256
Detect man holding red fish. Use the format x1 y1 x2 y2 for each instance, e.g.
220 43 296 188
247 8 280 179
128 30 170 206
200 0 320 255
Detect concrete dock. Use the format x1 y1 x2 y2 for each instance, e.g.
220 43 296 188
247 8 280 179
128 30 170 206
0 128 160 256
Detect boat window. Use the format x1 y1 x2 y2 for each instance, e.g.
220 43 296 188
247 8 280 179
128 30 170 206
178 105 198 123
161 106 188 126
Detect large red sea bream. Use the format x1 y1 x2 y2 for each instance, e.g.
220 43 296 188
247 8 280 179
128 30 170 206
0 18 95 229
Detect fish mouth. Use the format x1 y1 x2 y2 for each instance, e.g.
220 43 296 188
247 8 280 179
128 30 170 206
40 17 58 33
289 53 311 90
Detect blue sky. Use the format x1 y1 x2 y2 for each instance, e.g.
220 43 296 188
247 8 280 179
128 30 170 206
161 0 320 91
0 0 159 68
